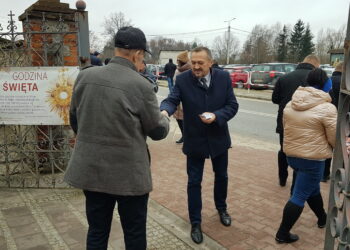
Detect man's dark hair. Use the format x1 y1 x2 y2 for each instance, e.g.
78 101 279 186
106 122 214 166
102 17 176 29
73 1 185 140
191 47 213 60
169 59 173 63
306 68 328 89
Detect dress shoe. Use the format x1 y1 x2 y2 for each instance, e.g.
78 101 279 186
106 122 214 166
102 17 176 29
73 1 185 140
275 233 299 243
218 210 231 226
176 137 183 144
190 223 203 244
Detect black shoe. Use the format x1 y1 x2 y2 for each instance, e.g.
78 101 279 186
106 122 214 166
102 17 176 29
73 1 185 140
190 223 203 244
275 233 299 243
218 210 231 226
176 137 183 144
279 179 287 187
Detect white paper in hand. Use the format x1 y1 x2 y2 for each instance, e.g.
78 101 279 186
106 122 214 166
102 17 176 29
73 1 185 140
201 113 213 120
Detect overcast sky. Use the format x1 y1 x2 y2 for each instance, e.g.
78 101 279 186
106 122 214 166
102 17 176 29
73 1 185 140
0 0 349 48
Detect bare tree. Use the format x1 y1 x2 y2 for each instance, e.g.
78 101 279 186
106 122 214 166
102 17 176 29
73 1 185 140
101 12 133 59
212 32 240 64
239 23 290 64
147 37 192 63
89 30 104 53
315 24 346 63
103 12 133 40
316 29 328 63
325 24 346 49
240 25 273 64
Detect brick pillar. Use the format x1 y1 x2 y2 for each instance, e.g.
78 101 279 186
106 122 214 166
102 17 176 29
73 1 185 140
18 0 80 67
17 1 86 172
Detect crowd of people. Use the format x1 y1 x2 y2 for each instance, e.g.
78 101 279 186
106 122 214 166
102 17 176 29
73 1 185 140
64 25 346 249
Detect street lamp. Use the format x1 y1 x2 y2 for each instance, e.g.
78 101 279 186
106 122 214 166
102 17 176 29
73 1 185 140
224 17 236 65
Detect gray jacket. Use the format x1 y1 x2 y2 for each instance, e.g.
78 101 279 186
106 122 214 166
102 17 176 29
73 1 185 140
64 57 169 195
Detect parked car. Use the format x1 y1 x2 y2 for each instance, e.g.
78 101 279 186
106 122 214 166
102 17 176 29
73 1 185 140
320 64 335 77
247 63 297 89
157 65 167 80
224 66 251 88
146 64 167 80
223 64 248 69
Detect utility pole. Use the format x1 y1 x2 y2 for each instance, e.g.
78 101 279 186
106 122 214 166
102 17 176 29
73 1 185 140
224 18 236 65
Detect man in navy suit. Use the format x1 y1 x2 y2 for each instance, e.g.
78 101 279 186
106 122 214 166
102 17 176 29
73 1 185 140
160 47 239 244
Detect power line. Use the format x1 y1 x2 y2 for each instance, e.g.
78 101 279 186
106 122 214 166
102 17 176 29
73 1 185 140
147 27 227 37
162 31 227 40
231 27 251 34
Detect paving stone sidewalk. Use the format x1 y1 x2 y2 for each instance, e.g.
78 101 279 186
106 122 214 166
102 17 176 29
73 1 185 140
0 187 224 250
0 118 330 250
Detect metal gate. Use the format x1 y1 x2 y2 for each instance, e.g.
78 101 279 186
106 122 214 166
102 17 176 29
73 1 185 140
0 9 85 188
324 7 350 250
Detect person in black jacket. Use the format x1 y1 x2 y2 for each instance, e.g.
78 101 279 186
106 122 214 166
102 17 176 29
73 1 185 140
160 47 239 244
272 55 320 188
211 60 224 70
330 62 343 109
89 51 103 66
164 59 177 92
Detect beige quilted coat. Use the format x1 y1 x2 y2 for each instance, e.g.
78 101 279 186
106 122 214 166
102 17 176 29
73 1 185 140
283 86 337 160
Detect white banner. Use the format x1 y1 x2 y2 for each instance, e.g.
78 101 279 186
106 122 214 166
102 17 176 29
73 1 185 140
0 67 79 125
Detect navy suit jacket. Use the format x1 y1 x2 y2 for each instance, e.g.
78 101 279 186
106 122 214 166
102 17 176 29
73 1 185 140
160 68 239 158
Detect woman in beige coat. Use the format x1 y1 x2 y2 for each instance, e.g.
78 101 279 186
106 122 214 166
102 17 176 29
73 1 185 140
275 68 337 244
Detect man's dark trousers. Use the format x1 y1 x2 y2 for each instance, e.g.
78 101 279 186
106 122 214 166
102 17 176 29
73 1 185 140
187 150 228 224
279 132 297 194
84 190 149 250
278 131 288 184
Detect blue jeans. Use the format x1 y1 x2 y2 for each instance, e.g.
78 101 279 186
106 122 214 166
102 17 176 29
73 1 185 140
287 157 325 207
187 151 228 224
84 190 149 250
167 77 174 92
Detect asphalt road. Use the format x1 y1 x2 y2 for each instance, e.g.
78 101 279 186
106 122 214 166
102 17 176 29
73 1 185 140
156 87 279 145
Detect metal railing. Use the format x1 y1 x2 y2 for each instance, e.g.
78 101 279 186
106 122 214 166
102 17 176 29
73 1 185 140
324 6 350 250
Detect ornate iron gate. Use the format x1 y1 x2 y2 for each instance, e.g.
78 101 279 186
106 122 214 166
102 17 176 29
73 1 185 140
324 7 350 250
0 9 86 188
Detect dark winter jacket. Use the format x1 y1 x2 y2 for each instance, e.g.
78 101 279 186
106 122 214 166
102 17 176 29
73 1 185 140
330 71 342 109
160 68 239 158
164 62 177 78
272 62 315 133
90 54 102 66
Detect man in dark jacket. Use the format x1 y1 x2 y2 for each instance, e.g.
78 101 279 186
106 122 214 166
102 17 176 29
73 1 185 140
90 51 103 66
211 60 224 70
272 55 320 187
164 58 177 92
160 47 239 244
65 26 169 250
330 62 343 109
